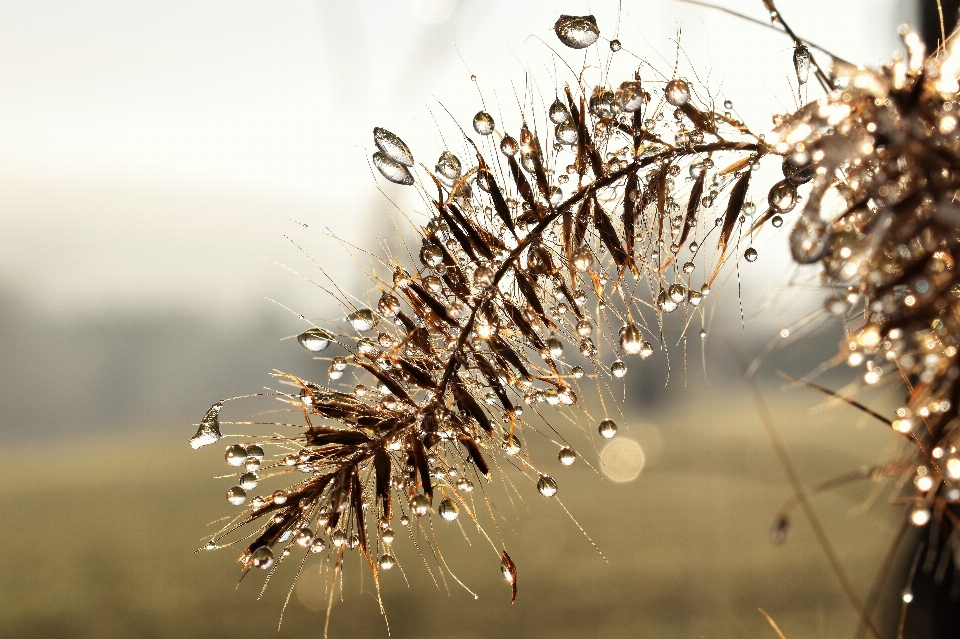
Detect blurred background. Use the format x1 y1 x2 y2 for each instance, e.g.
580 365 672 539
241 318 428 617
0 1 936 638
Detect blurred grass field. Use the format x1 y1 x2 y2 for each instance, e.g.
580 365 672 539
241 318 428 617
4 389 911 639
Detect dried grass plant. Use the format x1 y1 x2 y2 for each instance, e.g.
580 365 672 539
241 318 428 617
187 2 960 636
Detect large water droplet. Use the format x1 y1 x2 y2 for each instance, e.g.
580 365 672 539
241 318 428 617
436 151 462 180
790 213 830 264
555 120 578 145
793 45 811 85
598 419 618 439
251 546 274 569
226 486 247 506
411 494 432 517
744 247 758 262
240 472 259 490
473 111 495 135
379 553 396 570
768 179 798 213
620 324 644 355
615 81 644 112
572 247 593 272
500 135 519 156
549 98 570 124
348 309 376 332
373 127 414 166
190 402 223 449
611 360 627 378
782 155 814 185
438 498 459 521
665 79 691 107
378 293 401 318
558 446 576 465
298 328 333 352
373 152 415 185
296 527 315 547
543 336 562 359
554 14 600 49
537 475 558 497
331 530 348 547
225 444 247 467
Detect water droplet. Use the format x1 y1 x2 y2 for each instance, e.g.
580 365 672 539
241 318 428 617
473 111 495 135
472 265 494 288
435 151 462 180
665 79 691 107
547 336 564 358
571 366 585 379
558 446 577 465
251 546 274 570
310 537 326 553
576 320 594 337
226 486 247 506
768 179 798 213
373 152 415 186
537 475 558 497
272 490 288 505
548 99 569 126
555 120 578 145
611 360 628 378
682 261 695 274
190 402 224 449
572 247 593 272
793 45 811 85
504 435 522 455
782 156 814 185
378 293 401 318
331 530 348 547
789 213 830 264
688 290 703 307
744 247 758 262
902 590 914 604
620 324 644 355
348 309 375 332
409 494 431 517
204 540 216 550
225 444 247 467
438 498 459 521
598 419 618 439
373 127 414 166
420 244 443 267
615 80 643 112
658 290 678 313
609 38 621 52
723 99 733 109
295 527 314 547
456 477 474 492
298 328 333 352
380 554 396 570
640 341 654 358
668 283 686 303
500 135 519 156
240 472 259 490
554 14 600 49
772 215 784 227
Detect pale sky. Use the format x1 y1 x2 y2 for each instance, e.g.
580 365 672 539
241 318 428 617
0 0 914 323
